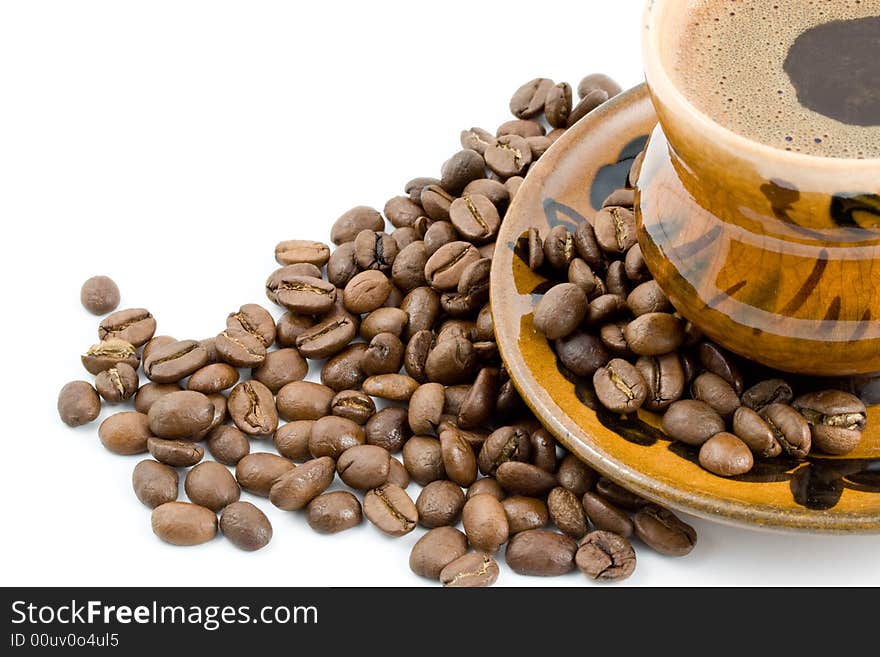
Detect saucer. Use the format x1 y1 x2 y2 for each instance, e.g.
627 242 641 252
490 83 880 533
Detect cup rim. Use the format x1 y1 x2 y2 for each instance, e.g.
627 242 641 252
642 0 880 170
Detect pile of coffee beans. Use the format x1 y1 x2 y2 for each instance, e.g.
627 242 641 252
57 74 700 585
529 179 868 479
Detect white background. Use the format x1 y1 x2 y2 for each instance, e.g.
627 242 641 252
1 0 878 587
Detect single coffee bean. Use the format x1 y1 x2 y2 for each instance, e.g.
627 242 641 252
662 400 726 446
400 288 441 341
215 330 267 368
272 421 312 462
636 353 685 412
457 367 498 430
151 502 217 546
329 390 374 425
225 305 275 349
582 492 634 537
502 496 549 535
98 411 152 455
360 333 405 377
365 407 411 452
416 480 466 528
309 416 365 459
596 477 649 511
594 206 637 255
485 134 531 178
363 483 419 536
478 425 531 475
235 452 295 497
506 529 577 576
554 331 610 379
593 358 647 414
742 379 794 412
274 239 330 267
497 118 545 139
147 390 214 440
462 494 509 553
142 339 208 384
760 403 812 458
440 552 499 587
599 321 631 356
274 274 337 315
387 457 410 489
320 343 367 392
627 280 671 317
424 337 477 386
526 227 545 270
544 225 576 271
567 89 609 127
354 229 399 272
226 380 278 436
423 241 480 291
605 260 629 298
391 241 428 291
510 77 554 118
460 127 496 155
410 527 469 580
133 382 180 414
567 258 599 296
331 206 385 245
464 178 509 207
386 196 424 231
132 459 179 508
468 478 505 501
623 313 684 357
342 270 392 314
793 390 867 456
556 454 597 497
361 373 418 402
276 381 334 421
266 264 324 303
408 383 445 435
81 338 139 375
440 149 485 195
576 531 637 581
148 437 205 467
699 432 754 477
444 385 471 417
448 194 500 244
250 348 307 394
269 456 335 511
526 429 556 474
603 189 635 209
184 461 240 512
99 308 156 347
545 81 573 128
578 73 622 99
625 244 651 282
584 294 627 326
496 461 556 497
188 363 239 394
336 444 391 490
80 275 120 315
420 184 455 222
697 342 744 395
143 336 179 369
305 491 362 534
533 283 588 340
275 312 315 347
692 372 741 419
548 487 588 539
731 406 781 458
403 436 445 485
573 221 604 272
360 308 409 341
440 428 478 487
325 242 360 288
219 501 272 551
633 505 697 557
58 381 101 426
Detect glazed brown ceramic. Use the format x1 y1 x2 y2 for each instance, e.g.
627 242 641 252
491 84 880 533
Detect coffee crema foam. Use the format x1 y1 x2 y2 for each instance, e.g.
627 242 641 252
669 0 880 159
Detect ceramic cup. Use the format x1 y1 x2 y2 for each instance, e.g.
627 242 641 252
636 0 880 376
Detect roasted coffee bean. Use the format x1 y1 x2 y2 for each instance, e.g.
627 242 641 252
363 483 418 536
272 420 313 462
309 416 365 459
321 343 368 391
448 194 499 244
636 353 685 412
548 487 588 539
510 77 554 118
188 363 239 394
393 226 419 250
463 178 509 207
496 461 556 497
143 336 178 364
220 501 272 551
360 333 404 377
556 454 597 497
269 456 335 511
360 307 409 341
593 359 647 414
384 195 423 229
98 411 152 455
576 531 636 581
440 428 478 487
408 383 445 435
545 82 573 128
365 407 411 452
525 135 553 159
578 73 622 99
250 348 307 393
699 432 754 477
793 390 867 455
274 239 330 267
624 313 684 356
497 118 545 139
226 304 276 347
406 176 441 203
440 149 485 195
307 491 362 534
478 425 531 475
266 264 325 304
596 477 649 511
582 492 633 537
424 337 476 386
416 480 466 528
474 304 494 342
143 339 208 383
331 206 385 245
567 89 609 127
624 244 651 283
337 444 391 490
295 314 357 360
462 494 509 553
324 243 359 289
215 330 267 368
603 188 636 209
199 393 228 440
502 496 549 535
554 331 610 378
742 379 794 412
485 134 531 178
526 227 544 270
362 373 419 402
227 381 278 436
692 372 741 420
731 407 781 458
468 478 506 501
354 229 399 272
459 127 496 155
391 241 428 291
410 527 469 580
81 275 120 315
594 206 637 255
533 283 587 340
403 435 445 485
133 382 180 414
420 184 455 222
424 241 480 291
132 459 179 508
343 270 392 313
457 367 498 430
633 505 697 557
662 400 726 447
627 281 672 317
599 321 631 356
440 552 499 587
275 275 337 315
568 258 600 296
99 308 156 347
696 342 743 394
275 312 315 348
233 453 294 499
148 437 204 467
506 529 577 576
81 338 139 375
400 287 441 340
585 294 627 326
329 390 375 425
387 457 410 489
151 502 217 546
605 260 629 298
146 391 213 440
760 403 812 459
276 381 334 421
573 221 604 271
544 225 576 271
496 378 525 419
93 362 138 404
443 384 470 416
184 461 240 512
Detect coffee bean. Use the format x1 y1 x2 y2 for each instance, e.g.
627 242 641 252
485 134 531 178
593 358 647 414
692 372 741 419
460 127 496 155
497 118 545 139
274 275 337 315
440 552 499 587
731 407 781 458
142 339 207 384
554 331 610 378
363 483 418 537
525 227 544 270
99 308 156 347
463 178 509 207
359 309 408 342
585 294 627 326
360 333 404 378
578 73 622 99
420 184 455 222
274 239 330 267
276 381 334 421
793 390 867 455
440 149 485 195
627 280 672 316
759 403 812 459
132 459 179 508
533 283 588 340
576 531 636 581
633 505 697 557
269 456 336 511
449 194 500 244
595 477 649 511
416 480 466 528
547 487 587 538
662 400 725 446
403 436 445 485
215 330 267 368
81 338 139 375
525 135 553 159
567 258 600 296
545 82 573 128
294 314 357 361
58 381 101 427
331 206 385 245
624 244 651 283
148 437 205 467
147 390 214 440
694 342 743 395
354 229 399 273
409 383 445 435
320 343 368 391
468 477 505 501
187 363 239 394
133 382 180 414
742 379 794 412
457 367 498 430
306 491 362 534
383 197 422 231
361 373 418 402
567 89 609 127
500 496 548 535
463 494 510 556
219 501 272 551
582 492 633 537
496 461 556 497
236 453 296 497
699 432 754 477
151 502 217 546
623 313 684 356
440 428 478 487
184 461 240 512
636 353 685 412
599 321 630 356
594 206 637 255
556 454 597 497
80 275 120 315
98 411 152 455
325 242 360 289
226 304 276 348
309 416 365 459
225 380 278 437
248 349 306 394
275 312 316 347
337 444 391 490
328 390 374 425
510 78 554 118
478 425 531 475
424 241 480 291
342 270 391 314
271 421 312 462
410 527 469 580
143 336 178 367
361 407 409 453
391 241 428 291
506 529 577 576
400 288 441 341
387 457 410 489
